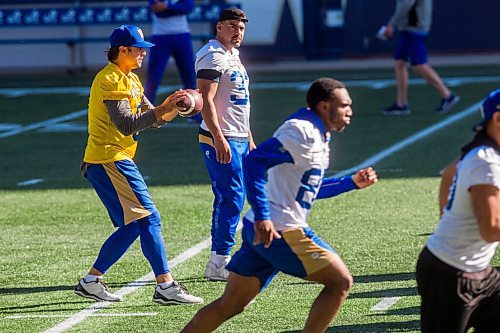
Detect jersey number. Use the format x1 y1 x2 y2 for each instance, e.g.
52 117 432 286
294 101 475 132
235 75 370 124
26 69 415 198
445 173 458 211
230 70 249 106
295 168 322 209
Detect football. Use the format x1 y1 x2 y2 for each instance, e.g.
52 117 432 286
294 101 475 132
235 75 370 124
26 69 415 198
176 89 203 117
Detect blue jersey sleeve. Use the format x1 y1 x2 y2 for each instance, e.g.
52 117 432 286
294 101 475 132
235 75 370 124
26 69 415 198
149 0 194 17
244 138 294 220
316 176 358 200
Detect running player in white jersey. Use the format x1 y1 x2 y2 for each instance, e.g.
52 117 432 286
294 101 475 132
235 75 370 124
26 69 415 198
417 90 500 332
182 78 378 333
195 8 255 281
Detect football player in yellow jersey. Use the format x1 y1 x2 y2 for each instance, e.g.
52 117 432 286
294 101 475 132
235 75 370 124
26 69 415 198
74 25 203 305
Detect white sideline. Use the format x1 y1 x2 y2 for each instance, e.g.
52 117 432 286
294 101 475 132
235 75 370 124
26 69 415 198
1 75 500 97
41 101 482 332
334 101 482 178
0 111 200 138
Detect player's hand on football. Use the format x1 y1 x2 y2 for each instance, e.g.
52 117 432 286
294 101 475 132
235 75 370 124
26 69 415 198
156 90 186 121
353 167 378 189
253 219 281 248
163 90 187 111
214 137 232 164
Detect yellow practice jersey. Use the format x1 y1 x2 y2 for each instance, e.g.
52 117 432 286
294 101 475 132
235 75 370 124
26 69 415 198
83 62 143 163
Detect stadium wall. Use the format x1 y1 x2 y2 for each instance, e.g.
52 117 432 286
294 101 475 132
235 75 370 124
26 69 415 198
1 0 499 72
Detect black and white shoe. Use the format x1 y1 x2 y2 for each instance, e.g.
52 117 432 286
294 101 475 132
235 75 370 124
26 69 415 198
435 94 460 115
74 278 123 302
382 103 411 116
152 281 203 305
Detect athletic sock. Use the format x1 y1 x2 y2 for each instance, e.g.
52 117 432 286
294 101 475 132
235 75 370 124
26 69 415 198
83 274 102 283
157 281 174 289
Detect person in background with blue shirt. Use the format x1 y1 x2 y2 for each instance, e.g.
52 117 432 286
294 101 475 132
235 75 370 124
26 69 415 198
145 0 202 122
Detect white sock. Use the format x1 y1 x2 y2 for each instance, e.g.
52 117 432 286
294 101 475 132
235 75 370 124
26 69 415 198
157 281 174 289
215 254 230 268
83 274 102 283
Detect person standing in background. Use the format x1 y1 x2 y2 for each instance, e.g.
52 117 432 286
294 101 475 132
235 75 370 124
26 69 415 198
382 0 460 116
145 0 202 122
195 8 255 281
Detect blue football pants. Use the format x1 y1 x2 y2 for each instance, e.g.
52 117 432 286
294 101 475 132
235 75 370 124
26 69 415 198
85 161 170 277
200 140 249 256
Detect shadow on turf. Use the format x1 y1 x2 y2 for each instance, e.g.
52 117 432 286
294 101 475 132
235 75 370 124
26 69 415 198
287 271 416 286
281 319 420 332
371 306 420 317
0 276 207 297
0 301 87 314
0 285 76 295
350 286 418 298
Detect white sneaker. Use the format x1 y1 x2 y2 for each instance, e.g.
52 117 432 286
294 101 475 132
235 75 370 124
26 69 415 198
204 251 216 278
74 278 123 302
204 261 230 281
152 281 203 305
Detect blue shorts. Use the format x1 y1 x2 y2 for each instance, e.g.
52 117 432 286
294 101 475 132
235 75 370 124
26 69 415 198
227 219 337 290
82 159 155 227
393 31 428 66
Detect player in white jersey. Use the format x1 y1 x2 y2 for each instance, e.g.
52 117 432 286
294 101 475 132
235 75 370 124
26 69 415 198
195 8 255 281
182 78 378 333
417 89 500 332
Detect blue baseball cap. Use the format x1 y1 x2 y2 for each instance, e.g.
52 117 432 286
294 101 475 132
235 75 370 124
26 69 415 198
473 89 500 132
109 25 154 48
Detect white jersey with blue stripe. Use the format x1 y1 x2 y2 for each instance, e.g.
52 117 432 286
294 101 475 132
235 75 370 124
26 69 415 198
195 39 250 138
427 145 500 272
244 108 358 230
244 108 330 230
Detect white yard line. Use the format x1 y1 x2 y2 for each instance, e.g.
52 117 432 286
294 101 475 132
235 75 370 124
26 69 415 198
0 109 87 139
17 178 44 186
8 313 157 319
370 297 402 311
334 101 482 178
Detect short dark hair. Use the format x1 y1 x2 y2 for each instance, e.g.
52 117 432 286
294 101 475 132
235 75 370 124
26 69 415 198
306 78 346 109
106 46 120 62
